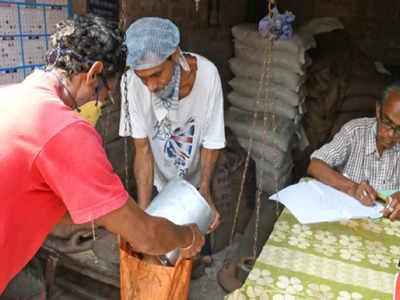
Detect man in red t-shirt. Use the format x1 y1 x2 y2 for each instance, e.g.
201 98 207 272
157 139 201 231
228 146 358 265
0 15 204 295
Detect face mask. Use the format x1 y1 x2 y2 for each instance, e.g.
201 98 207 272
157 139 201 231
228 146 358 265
75 100 102 126
154 62 181 110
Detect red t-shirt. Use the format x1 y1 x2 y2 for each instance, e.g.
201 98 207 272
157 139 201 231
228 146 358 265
0 71 128 293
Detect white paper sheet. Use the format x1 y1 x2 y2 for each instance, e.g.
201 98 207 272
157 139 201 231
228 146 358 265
269 180 384 224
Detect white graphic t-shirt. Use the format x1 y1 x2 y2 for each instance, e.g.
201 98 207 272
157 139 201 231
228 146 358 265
119 53 226 191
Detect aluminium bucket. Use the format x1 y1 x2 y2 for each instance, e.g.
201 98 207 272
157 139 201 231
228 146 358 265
145 178 215 265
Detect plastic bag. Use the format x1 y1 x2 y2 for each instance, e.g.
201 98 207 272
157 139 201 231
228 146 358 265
119 237 192 300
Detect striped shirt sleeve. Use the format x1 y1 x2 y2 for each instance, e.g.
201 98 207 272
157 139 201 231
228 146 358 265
310 122 352 169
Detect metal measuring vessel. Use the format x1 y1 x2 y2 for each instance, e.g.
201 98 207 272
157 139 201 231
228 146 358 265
145 178 215 265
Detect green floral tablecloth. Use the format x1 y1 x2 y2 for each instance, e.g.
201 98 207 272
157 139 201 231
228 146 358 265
226 209 400 300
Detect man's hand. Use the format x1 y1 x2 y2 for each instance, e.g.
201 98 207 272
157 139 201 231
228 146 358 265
179 224 205 258
347 181 377 206
207 201 221 234
199 147 221 233
382 192 400 220
199 187 221 234
97 197 205 256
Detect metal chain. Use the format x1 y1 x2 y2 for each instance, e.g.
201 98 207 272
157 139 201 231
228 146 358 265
124 138 129 190
123 73 132 190
119 0 130 193
268 0 280 217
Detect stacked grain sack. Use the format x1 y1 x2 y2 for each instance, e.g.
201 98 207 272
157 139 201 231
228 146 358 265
225 18 344 194
303 27 391 149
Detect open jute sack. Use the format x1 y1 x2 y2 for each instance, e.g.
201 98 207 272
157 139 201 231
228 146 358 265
119 237 193 300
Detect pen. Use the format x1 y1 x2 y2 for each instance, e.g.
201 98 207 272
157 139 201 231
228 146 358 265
362 180 375 203
363 180 370 198
385 196 394 212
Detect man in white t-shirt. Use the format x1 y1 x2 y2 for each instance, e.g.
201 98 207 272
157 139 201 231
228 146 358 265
119 17 226 233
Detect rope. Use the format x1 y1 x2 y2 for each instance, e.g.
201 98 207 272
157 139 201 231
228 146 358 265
272 59 281 217
229 0 281 261
229 37 271 246
252 39 274 260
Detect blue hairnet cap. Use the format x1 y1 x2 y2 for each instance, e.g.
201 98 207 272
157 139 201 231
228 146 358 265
125 17 180 70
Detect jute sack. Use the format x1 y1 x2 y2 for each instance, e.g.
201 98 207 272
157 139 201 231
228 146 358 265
256 164 293 194
234 41 305 75
330 112 375 139
252 154 293 182
229 58 306 93
232 23 301 52
231 23 314 64
227 91 298 120
237 137 291 168
297 17 344 38
228 77 306 107
225 107 295 152
210 129 256 252
344 77 387 99
339 95 378 113
295 18 344 60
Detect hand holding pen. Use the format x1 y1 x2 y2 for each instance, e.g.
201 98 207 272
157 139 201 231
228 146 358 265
348 180 377 206
382 193 400 220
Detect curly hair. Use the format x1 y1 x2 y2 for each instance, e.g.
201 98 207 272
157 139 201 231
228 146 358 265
47 14 126 79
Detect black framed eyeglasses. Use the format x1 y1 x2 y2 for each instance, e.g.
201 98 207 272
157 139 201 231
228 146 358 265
380 112 400 135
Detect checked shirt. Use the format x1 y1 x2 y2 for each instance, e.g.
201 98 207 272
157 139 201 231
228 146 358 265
311 118 400 191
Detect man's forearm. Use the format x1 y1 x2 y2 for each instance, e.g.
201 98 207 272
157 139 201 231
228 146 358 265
97 197 193 255
133 139 154 209
199 148 220 194
307 158 356 194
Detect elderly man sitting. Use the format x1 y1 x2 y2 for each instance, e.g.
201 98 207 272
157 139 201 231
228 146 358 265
308 82 400 219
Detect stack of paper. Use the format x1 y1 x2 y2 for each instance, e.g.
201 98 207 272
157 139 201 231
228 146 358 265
270 180 384 224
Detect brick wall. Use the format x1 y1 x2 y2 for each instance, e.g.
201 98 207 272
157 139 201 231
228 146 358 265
71 0 247 93
120 0 247 94
278 0 400 66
